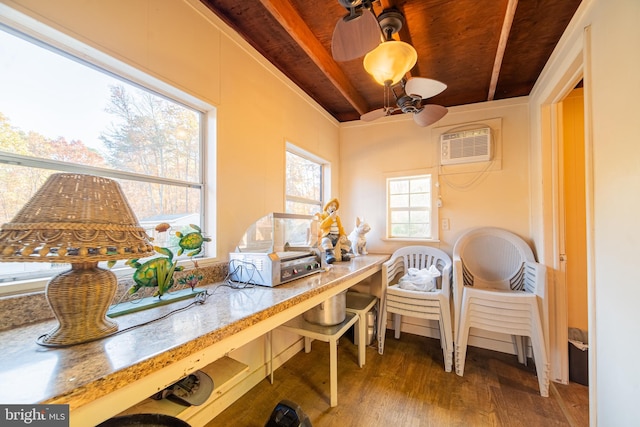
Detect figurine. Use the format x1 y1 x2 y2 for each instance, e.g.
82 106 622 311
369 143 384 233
348 217 371 256
124 223 209 298
126 246 184 298
176 224 211 257
318 198 351 264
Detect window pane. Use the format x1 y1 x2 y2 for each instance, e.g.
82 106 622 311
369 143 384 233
411 210 429 223
409 223 429 236
0 27 206 285
391 223 410 237
410 177 430 192
286 152 321 200
0 166 203 282
410 193 429 207
390 194 409 208
391 210 409 223
387 174 434 239
286 200 322 216
285 149 324 215
0 29 201 182
389 179 409 195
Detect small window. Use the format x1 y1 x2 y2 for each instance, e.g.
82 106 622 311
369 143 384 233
386 172 438 240
285 148 326 215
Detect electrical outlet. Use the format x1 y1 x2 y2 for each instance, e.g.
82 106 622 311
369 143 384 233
441 218 450 230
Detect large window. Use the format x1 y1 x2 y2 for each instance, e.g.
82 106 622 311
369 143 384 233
285 147 326 215
0 24 210 289
386 172 438 240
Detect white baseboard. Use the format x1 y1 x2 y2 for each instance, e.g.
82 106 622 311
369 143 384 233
387 317 526 356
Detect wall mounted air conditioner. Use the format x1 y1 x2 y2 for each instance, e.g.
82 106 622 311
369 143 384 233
440 127 492 165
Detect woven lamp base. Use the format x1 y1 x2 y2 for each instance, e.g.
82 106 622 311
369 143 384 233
38 263 118 347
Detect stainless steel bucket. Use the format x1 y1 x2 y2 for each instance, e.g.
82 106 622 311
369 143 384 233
303 290 347 326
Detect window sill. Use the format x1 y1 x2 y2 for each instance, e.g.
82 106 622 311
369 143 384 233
0 256 221 297
381 237 441 244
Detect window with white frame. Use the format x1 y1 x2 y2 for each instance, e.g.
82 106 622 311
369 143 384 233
0 24 211 289
285 147 326 215
386 171 438 240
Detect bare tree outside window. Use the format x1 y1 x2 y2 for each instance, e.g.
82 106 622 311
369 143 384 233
285 150 323 215
0 26 205 284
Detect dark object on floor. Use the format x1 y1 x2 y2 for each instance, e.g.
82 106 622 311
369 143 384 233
151 370 214 406
97 413 191 426
569 327 589 386
264 400 312 427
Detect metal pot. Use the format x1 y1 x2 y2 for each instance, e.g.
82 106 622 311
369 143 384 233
303 290 347 326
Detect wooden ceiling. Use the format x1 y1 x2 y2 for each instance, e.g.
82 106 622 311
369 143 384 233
201 0 582 122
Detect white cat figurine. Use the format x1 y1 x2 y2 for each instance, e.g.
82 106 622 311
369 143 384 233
348 217 371 256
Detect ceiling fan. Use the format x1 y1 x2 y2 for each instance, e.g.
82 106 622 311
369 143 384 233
331 0 381 61
360 77 448 127
331 2 448 126
359 9 448 127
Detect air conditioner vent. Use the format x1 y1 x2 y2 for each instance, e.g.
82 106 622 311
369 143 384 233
440 127 492 165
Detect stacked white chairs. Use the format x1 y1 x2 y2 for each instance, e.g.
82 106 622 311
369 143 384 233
452 227 549 397
378 246 454 372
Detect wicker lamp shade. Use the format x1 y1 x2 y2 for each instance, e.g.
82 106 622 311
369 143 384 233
0 173 154 262
0 173 155 347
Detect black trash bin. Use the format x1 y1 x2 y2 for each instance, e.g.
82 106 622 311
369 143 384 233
568 327 589 386
97 413 191 427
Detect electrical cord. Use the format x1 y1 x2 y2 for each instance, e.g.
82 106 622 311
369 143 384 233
36 289 214 348
223 258 259 289
37 260 262 347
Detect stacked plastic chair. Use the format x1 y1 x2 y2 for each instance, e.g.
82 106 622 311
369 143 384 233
452 227 549 396
378 246 453 372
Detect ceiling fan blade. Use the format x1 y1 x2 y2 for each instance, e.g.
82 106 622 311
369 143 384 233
413 105 448 127
332 9 381 61
405 77 447 100
360 108 388 122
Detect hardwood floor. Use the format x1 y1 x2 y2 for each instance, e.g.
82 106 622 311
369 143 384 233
207 332 589 426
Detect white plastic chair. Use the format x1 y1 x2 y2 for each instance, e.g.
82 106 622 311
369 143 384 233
452 227 549 397
378 246 453 372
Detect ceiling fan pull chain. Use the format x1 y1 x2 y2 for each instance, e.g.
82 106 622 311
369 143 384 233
384 82 390 113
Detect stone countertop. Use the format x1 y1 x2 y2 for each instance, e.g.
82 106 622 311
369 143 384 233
0 255 388 411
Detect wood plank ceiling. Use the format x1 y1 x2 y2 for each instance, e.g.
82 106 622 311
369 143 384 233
201 0 582 122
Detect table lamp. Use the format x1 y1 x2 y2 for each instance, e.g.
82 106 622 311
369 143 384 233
0 173 155 347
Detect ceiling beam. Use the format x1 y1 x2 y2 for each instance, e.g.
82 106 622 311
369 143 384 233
258 0 370 115
488 0 518 100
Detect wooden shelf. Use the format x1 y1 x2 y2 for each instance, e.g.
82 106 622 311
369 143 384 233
117 356 249 421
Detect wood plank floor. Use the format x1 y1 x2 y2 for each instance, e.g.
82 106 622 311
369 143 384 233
207 332 589 426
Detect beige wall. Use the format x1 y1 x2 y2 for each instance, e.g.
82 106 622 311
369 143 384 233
530 0 640 424
339 96 533 351
339 97 532 256
5 0 640 424
1 0 341 258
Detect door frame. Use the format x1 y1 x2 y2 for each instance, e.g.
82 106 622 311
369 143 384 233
535 25 595 420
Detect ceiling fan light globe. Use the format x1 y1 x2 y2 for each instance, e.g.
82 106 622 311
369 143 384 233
363 40 417 86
